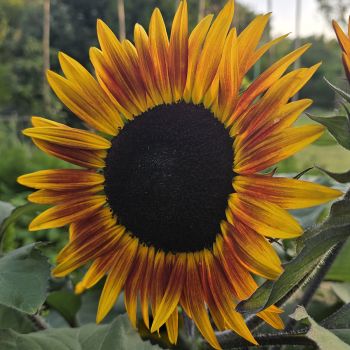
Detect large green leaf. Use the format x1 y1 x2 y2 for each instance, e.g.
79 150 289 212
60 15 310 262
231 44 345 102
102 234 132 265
327 239 350 281
318 167 350 184
322 303 350 329
46 290 81 327
0 203 44 241
0 315 162 350
0 201 15 227
290 306 350 349
236 194 350 314
331 283 350 303
0 244 50 314
0 305 36 333
307 113 350 150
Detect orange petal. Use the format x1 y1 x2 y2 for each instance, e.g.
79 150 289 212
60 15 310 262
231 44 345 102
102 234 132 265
151 254 186 332
32 139 106 169
124 245 149 328
234 125 324 174
23 126 111 150
28 186 103 204
29 195 106 231
227 44 311 126
48 55 123 135
149 8 172 103
237 14 271 76
183 15 213 102
233 64 320 137
228 193 303 238
333 20 350 56
18 169 104 190
221 221 283 279
168 0 188 101
96 237 139 323
192 0 234 104
234 175 342 209
201 251 258 345
96 20 147 113
181 253 220 350
134 24 163 106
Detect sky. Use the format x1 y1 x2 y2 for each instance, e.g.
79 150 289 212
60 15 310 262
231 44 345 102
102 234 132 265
239 0 336 39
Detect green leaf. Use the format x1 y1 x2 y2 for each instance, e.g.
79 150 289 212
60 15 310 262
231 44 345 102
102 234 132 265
324 78 350 104
236 194 350 314
0 305 36 333
0 244 50 314
77 288 126 325
46 291 81 327
317 167 350 184
327 239 350 281
290 306 350 349
307 113 350 150
322 303 350 329
0 315 162 350
0 201 15 226
331 283 350 303
0 203 44 240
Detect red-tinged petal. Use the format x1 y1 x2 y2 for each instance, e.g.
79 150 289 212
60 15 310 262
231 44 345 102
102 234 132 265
18 169 104 190
151 254 186 332
32 139 106 169
228 194 303 239
234 125 324 174
192 0 234 104
234 175 342 209
96 237 139 323
168 0 188 101
23 126 111 150
183 15 213 102
29 195 106 231
149 8 172 103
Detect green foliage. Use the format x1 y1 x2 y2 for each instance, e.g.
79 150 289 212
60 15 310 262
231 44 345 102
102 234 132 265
0 315 162 350
290 306 350 349
0 243 50 314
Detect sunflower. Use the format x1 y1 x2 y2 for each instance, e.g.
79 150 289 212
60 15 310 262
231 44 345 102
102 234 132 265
18 1 342 348
333 17 350 82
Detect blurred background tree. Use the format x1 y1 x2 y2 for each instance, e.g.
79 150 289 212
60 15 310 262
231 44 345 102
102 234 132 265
316 0 350 26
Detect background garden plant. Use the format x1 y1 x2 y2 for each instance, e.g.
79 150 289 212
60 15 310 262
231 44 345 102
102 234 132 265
1 1 350 349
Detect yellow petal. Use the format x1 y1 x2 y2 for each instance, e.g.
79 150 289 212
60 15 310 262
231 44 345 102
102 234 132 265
221 221 283 279
134 24 163 105
96 20 147 112
192 0 234 104
28 186 103 204
23 126 110 150
234 125 324 174
234 175 342 209
181 254 221 350
96 238 139 323
149 8 172 103
29 195 106 231
183 15 213 102
333 20 350 56
217 29 239 118
228 194 303 238
151 254 186 332
237 14 271 76
32 139 106 169
168 0 188 101
227 43 311 126
18 169 104 190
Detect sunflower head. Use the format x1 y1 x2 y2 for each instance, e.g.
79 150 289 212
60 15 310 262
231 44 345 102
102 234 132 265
18 1 342 349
